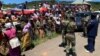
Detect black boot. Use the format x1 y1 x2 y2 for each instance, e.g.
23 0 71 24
59 43 66 47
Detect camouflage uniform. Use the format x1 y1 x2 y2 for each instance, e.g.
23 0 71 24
60 20 69 46
35 20 41 37
65 10 72 20
46 18 52 38
35 20 41 29
64 19 76 53
82 15 90 37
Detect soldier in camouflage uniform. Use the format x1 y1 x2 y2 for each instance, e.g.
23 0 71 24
65 9 72 20
64 17 77 55
60 11 73 47
35 19 41 38
59 19 69 47
82 14 91 37
46 17 53 38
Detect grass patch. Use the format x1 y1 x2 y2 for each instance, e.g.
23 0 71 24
32 32 59 46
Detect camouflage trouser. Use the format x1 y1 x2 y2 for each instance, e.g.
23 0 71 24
65 33 76 53
62 30 66 44
83 26 87 37
45 28 52 38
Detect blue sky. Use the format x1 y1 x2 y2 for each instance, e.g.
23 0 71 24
1 0 33 4
1 0 100 4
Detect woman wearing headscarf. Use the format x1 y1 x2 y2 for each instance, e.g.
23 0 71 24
3 22 21 56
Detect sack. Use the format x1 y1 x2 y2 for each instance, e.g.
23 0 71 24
9 37 20 49
65 33 75 41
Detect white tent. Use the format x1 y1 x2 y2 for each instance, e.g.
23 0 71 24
72 0 89 4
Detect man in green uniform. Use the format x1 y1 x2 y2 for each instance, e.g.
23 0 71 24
60 10 73 47
59 19 69 47
64 17 77 55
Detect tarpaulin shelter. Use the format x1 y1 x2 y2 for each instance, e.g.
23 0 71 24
71 0 91 10
71 0 90 5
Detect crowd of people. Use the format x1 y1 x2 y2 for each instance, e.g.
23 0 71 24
0 2 99 56
0 2 70 56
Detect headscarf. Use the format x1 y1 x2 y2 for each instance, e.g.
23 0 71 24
5 22 12 29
